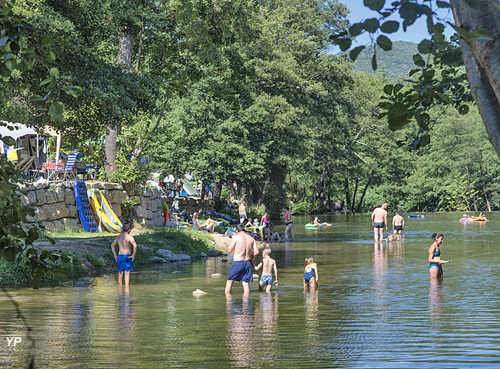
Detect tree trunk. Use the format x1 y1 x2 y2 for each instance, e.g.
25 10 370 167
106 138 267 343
356 178 371 213
257 176 270 205
104 36 134 174
344 178 351 211
452 0 500 159
213 182 223 211
200 180 205 202
311 163 335 202
351 177 359 213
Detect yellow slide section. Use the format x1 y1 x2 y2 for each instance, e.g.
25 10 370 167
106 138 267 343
87 188 122 233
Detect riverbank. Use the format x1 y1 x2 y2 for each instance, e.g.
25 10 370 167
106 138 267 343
0 228 234 286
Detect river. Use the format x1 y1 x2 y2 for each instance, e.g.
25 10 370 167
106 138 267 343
2 212 500 368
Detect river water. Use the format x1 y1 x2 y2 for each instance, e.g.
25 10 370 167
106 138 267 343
2 213 500 368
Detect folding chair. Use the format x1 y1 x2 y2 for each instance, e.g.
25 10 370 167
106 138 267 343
63 151 78 181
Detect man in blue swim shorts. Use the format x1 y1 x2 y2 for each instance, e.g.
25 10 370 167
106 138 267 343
225 223 259 294
239 201 247 223
111 223 138 286
371 203 388 242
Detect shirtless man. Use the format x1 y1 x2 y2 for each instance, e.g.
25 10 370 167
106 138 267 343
239 201 247 223
225 223 259 294
392 212 405 237
110 223 138 286
371 203 388 242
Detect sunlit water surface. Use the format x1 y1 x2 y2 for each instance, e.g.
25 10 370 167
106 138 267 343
2 213 500 368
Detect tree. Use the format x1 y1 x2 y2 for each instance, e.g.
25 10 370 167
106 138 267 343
0 0 81 288
332 0 500 161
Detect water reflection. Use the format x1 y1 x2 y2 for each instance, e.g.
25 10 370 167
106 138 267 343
255 293 279 362
429 279 444 344
226 294 255 367
304 291 319 342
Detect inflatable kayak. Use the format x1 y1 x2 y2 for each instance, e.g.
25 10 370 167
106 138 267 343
204 211 237 224
408 215 428 218
87 188 122 233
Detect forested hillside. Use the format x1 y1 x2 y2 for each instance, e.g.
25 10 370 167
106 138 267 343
345 41 419 80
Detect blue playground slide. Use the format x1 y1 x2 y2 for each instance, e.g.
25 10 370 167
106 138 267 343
74 181 98 232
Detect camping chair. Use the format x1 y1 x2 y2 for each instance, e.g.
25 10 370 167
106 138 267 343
63 151 78 181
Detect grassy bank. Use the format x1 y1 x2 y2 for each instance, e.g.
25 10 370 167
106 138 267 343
0 227 225 287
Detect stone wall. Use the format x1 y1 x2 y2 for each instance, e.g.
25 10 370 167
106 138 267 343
162 195 215 215
17 181 215 232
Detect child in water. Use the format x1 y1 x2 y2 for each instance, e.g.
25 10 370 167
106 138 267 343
253 218 259 226
254 248 278 292
303 257 318 290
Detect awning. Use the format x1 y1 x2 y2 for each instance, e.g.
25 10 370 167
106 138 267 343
0 121 58 139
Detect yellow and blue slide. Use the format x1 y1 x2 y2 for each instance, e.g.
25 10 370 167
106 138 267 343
87 188 122 233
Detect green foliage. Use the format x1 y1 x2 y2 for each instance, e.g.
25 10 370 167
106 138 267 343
83 252 105 269
0 251 87 286
134 228 217 257
246 205 266 220
121 198 135 217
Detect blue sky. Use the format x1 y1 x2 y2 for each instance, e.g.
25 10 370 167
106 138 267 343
332 0 456 52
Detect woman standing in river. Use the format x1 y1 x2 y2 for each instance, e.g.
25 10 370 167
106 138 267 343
429 233 450 279
281 206 294 241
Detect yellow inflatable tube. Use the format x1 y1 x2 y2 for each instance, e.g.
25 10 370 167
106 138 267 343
87 188 122 233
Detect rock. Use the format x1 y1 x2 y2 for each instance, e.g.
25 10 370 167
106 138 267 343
63 218 79 231
211 273 221 277
201 252 207 257
25 214 37 223
27 191 37 205
86 182 103 189
111 203 122 217
41 221 56 232
65 189 75 205
53 219 65 232
192 289 207 295
145 219 155 228
110 190 128 204
147 210 153 219
38 203 70 221
34 181 48 189
140 196 148 208
176 254 192 262
133 205 148 218
150 256 167 263
207 249 221 256
156 249 181 262
35 189 46 205
46 190 57 204
153 215 164 227
18 193 29 205
55 187 65 202
67 205 78 218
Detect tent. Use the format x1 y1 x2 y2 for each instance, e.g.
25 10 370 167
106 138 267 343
0 121 61 169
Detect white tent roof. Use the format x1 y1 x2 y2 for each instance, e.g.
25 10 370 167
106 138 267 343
0 121 58 140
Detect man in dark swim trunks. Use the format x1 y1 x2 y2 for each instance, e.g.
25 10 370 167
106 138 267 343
225 223 259 295
392 212 404 237
371 203 388 242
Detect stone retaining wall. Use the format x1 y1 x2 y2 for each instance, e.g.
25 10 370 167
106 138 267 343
17 181 215 232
